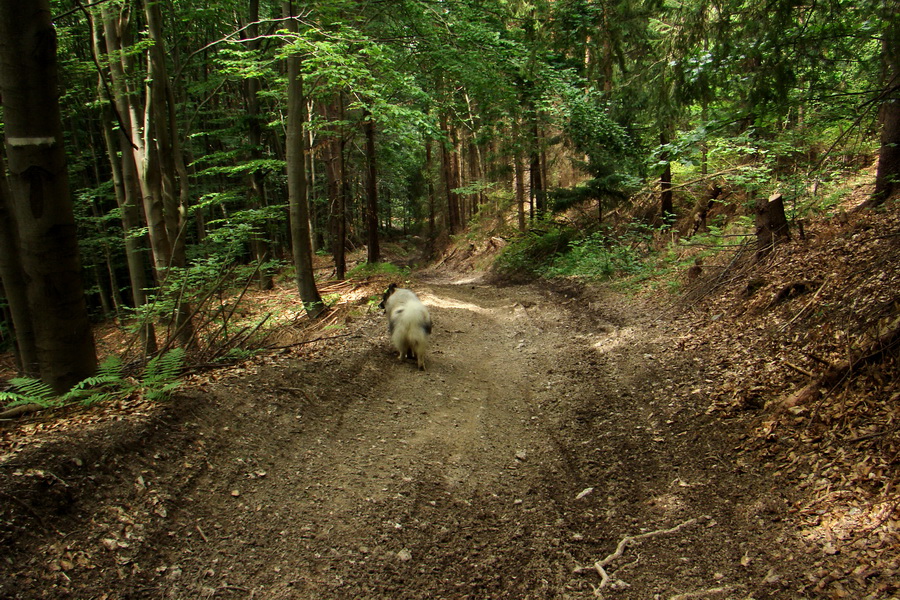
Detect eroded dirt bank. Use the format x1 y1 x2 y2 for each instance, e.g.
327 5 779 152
2 278 811 599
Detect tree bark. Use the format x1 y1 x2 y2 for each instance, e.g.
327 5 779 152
364 108 380 264
324 97 347 279
513 118 527 232
867 3 900 207
440 114 460 233
755 193 791 258
0 0 97 392
245 0 274 290
425 138 437 236
95 10 157 355
659 129 674 225
284 2 324 318
0 155 38 376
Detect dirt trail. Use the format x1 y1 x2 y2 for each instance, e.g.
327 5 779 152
1 278 807 599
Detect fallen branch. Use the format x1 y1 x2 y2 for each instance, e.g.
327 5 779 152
575 516 708 591
782 316 900 409
0 403 46 420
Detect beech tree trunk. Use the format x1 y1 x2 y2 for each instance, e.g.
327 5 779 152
94 11 157 355
284 2 324 318
440 114 460 233
426 138 437 236
0 0 98 392
0 156 38 375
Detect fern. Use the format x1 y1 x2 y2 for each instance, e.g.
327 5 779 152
142 348 184 401
1 349 186 412
1 377 59 408
61 355 127 405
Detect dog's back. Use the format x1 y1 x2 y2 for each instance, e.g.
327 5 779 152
381 285 432 370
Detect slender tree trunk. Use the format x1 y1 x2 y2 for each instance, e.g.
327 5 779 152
337 98 350 277
95 12 157 355
325 97 346 279
426 138 436 236
245 0 274 289
284 2 324 318
440 114 459 233
141 0 196 345
513 118 527 232
450 125 463 227
0 0 97 392
529 114 544 218
364 108 380 263
659 129 674 224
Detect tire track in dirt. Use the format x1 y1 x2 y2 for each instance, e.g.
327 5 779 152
1 279 807 599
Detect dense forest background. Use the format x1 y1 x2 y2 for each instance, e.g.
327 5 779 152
0 0 898 392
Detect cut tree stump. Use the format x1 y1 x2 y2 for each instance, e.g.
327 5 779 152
755 193 791 258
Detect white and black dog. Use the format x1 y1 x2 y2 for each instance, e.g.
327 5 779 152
379 283 432 370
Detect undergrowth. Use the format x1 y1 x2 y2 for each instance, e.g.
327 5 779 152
0 349 185 410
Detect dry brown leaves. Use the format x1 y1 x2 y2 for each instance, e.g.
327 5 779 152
680 202 900 598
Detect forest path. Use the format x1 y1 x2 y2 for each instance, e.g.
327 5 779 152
1 278 803 599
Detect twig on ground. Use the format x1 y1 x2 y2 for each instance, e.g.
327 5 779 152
784 361 815 378
264 332 355 350
669 587 733 600
575 516 709 592
196 524 209 542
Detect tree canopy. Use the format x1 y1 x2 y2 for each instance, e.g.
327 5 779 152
0 0 897 381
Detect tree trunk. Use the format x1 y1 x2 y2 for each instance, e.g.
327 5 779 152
0 0 98 392
426 138 436 237
513 118 527 232
868 8 900 207
0 156 38 376
95 12 157 355
659 129 674 225
325 97 347 280
142 0 196 345
439 114 460 233
755 193 791 258
364 108 380 264
284 3 324 318
245 0 274 290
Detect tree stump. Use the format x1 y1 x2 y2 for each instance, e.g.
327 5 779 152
755 193 790 258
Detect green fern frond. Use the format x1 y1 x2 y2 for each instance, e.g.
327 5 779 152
97 355 124 379
144 348 184 384
142 349 185 401
6 377 58 407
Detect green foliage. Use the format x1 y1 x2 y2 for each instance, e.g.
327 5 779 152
142 349 185 402
543 229 652 280
346 262 410 279
0 378 57 408
495 220 669 282
494 226 576 277
0 350 185 411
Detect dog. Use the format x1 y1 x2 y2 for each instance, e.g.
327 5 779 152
379 283 432 370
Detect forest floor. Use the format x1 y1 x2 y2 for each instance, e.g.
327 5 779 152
1 201 899 599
